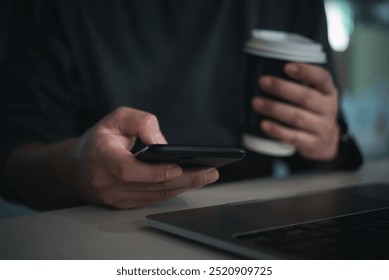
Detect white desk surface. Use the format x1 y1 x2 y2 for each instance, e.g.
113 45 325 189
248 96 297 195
1 158 388 260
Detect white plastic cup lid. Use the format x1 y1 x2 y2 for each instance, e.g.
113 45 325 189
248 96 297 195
245 29 326 63
242 133 296 157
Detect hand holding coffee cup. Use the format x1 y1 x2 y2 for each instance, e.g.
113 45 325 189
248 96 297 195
243 30 340 160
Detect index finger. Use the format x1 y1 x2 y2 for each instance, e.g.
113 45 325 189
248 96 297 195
284 63 338 96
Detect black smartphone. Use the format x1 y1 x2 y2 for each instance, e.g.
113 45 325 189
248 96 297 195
135 144 246 168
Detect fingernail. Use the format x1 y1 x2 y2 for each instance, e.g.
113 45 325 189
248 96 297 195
153 131 168 144
260 77 272 88
252 97 263 109
205 168 219 184
261 121 271 131
166 165 182 180
286 64 298 74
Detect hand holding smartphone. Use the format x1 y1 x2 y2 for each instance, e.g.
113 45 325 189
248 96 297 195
135 144 246 168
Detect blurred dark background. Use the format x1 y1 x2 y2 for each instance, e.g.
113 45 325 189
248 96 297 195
326 0 389 160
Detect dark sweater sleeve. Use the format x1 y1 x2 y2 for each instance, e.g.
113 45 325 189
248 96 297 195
282 0 363 173
0 0 82 201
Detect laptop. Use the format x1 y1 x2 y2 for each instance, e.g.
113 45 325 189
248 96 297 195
146 182 389 259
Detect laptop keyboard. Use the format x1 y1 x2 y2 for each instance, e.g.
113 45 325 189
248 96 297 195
234 208 389 259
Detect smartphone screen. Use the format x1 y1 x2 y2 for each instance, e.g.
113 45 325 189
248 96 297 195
135 144 246 168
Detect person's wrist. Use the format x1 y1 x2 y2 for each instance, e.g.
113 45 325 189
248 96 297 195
310 120 358 169
44 138 83 203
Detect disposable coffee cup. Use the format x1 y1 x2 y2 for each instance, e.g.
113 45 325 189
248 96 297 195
242 29 327 156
